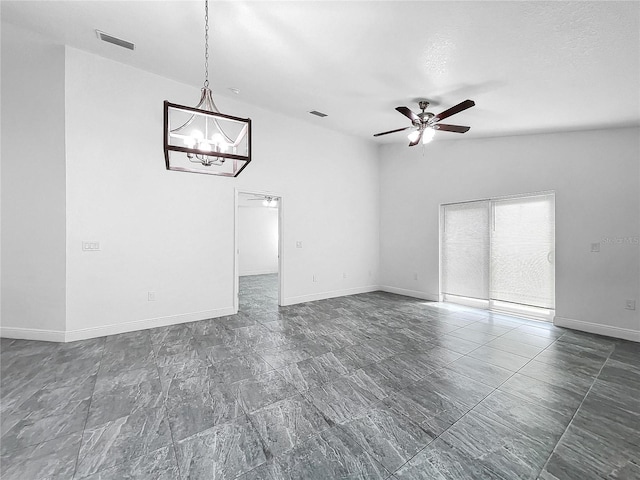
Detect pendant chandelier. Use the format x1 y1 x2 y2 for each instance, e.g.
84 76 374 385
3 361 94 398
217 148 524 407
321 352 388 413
163 0 251 177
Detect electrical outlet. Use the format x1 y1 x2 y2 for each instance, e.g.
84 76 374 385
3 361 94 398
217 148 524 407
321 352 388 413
343 272 347 279
591 243 600 253
413 272 418 281
296 241 303 248
312 274 318 283
148 291 156 302
625 300 636 310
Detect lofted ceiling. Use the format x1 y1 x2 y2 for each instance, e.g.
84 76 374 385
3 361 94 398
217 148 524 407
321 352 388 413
2 1 639 143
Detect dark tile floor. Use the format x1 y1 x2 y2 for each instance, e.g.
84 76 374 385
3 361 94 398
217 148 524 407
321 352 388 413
1 274 638 479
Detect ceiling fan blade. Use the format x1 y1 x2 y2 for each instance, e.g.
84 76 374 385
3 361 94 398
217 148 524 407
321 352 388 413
408 131 423 147
432 99 475 123
396 106 420 123
434 124 470 133
373 126 411 137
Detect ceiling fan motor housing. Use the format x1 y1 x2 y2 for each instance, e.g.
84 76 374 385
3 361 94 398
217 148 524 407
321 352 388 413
419 112 434 123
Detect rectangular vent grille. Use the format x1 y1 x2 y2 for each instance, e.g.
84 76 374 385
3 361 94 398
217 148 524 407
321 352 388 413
96 30 135 50
309 110 328 118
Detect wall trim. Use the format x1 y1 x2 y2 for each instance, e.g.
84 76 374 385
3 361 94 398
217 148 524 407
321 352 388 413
1 307 235 343
64 307 236 342
282 285 379 306
378 286 439 302
239 269 278 277
0 326 67 343
554 316 639 342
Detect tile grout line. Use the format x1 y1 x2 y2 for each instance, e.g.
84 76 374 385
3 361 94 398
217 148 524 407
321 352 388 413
9 281 621 480
70 337 108 480
82 333 171 478
150 330 184 480
386 328 568 477
534 343 616 478
228 288 621 479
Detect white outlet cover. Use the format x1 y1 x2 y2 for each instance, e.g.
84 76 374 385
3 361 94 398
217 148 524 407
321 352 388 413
296 241 303 248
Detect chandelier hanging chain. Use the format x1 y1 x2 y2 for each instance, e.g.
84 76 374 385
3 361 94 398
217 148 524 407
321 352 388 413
204 0 209 88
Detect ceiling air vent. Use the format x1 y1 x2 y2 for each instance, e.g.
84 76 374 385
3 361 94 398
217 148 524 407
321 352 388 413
309 110 328 118
96 30 135 51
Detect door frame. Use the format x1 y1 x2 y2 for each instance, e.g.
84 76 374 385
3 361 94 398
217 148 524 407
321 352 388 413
234 188 284 313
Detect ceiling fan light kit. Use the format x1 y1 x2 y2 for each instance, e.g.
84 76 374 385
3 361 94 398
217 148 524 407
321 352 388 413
163 0 252 177
374 99 475 147
262 196 278 207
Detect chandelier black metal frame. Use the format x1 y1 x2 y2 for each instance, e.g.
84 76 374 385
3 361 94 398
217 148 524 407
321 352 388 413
163 0 251 177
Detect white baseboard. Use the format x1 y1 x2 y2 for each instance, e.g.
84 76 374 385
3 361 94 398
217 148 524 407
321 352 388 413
1 307 235 343
282 285 379 306
378 286 439 302
0 326 66 343
65 307 236 342
554 316 640 342
239 270 278 277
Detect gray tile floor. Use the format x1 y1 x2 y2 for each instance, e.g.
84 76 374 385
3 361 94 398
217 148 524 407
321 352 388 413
1 273 638 479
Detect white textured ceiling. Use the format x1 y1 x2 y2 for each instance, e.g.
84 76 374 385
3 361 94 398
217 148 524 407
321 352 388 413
3 1 639 143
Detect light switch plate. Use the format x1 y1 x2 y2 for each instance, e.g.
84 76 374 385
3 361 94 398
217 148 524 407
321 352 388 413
82 241 100 251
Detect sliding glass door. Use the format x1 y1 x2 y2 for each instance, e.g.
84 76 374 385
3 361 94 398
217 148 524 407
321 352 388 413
441 200 490 305
490 195 555 309
441 193 555 318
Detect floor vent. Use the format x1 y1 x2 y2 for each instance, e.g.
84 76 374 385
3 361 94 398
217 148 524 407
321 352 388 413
96 30 135 51
309 110 328 118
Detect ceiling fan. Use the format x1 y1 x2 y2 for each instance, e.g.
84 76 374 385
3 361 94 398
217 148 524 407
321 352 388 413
374 99 475 146
247 195 279 207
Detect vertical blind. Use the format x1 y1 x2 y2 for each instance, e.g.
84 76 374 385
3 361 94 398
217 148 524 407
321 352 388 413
491 194 555 308
441 200 490 300
441 193 555 310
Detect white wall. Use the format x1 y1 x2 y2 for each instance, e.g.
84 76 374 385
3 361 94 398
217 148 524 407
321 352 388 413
238 206 278 276
379 128 640 341
1 24 67 340
3 23 637 343
60 46 379 339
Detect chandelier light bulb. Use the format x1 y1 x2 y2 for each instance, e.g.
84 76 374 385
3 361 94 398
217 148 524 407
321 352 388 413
198 141 211 152
191 129 204 140
211 133 224 145
183 136 196 147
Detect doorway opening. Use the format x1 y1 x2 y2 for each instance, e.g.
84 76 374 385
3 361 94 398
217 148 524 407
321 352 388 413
234 189 283 314
440 192 555 321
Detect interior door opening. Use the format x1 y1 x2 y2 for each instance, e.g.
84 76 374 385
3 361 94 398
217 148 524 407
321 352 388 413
234 190 283 314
